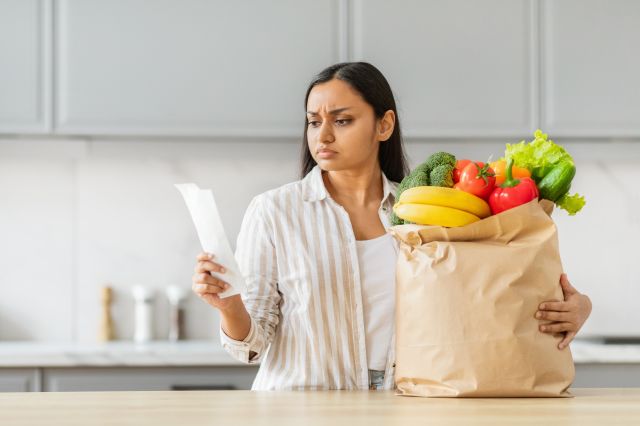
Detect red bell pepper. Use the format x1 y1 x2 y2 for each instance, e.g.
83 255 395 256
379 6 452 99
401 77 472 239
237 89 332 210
488 157 539 215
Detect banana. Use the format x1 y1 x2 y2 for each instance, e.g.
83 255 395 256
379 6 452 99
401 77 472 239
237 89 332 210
398 186 491 219
393 202 481 227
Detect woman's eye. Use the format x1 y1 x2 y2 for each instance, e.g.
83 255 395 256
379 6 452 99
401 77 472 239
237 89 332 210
307 119 350 127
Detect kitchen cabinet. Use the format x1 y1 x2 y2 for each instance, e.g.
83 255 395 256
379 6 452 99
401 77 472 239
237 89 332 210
0 369 39 392
574 363 640 388
350 0 537 137
41 366 258 391
0 0 50 133
1 363 639 391
54 0 342 136
541 0 640 136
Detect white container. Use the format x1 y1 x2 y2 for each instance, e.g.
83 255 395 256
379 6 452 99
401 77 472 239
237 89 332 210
132 285 155 343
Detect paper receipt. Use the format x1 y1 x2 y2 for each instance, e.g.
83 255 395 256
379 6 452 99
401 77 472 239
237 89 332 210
175 183 245 298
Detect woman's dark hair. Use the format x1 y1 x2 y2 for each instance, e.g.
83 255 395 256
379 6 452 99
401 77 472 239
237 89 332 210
300 61 409 183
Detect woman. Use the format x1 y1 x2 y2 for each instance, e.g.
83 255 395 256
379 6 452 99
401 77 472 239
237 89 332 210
191 62 592 391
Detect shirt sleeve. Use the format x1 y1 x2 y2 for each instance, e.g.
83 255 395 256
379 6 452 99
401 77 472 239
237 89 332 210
219 194 281 365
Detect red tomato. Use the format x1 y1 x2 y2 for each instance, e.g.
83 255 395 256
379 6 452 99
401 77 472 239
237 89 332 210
457 161 496 200
453 159 472 183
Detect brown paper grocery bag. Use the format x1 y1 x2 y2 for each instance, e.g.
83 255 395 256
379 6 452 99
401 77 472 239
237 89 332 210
390 199 575 397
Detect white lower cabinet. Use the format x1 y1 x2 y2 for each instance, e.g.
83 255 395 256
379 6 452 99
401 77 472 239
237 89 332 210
41 366 259 392
0 369 40 392
1 367 258 392
573 364 640 388
2 364 638 391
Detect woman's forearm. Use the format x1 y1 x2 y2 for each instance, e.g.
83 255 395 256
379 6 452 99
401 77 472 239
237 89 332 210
220 297 252 341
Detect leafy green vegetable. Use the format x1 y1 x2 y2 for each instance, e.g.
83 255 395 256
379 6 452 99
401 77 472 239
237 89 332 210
556 193 586 216
503 129 585 215
392 171 431 225
504 130 572 182
429 164 455 187
424 152 456 172
392 152 456 225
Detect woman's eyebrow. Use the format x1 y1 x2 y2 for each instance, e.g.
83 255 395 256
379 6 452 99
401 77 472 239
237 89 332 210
306 107 352 116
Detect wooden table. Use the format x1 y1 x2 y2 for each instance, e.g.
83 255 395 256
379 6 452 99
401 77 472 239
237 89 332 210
1 388 638 425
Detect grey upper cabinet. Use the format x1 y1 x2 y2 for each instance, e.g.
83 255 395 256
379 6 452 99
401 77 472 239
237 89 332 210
0 0 50 133
54 0 343 137
350 0 537 138
541 0 640 137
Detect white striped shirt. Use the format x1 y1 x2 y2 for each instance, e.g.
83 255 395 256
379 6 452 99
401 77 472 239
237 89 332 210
219 164 400 390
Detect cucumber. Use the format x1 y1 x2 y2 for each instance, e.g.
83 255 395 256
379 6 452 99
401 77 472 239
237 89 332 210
538 160 576 202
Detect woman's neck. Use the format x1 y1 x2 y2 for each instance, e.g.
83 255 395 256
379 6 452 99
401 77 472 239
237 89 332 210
321 164 383 207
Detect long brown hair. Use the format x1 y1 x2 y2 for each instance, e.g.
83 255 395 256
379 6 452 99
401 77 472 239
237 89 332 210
300 62 409 183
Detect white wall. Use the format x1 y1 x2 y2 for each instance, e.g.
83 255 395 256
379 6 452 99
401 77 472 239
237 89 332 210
1 136 638 342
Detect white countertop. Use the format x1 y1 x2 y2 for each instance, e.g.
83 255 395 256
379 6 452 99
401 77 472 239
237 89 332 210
570 338 640 363
0 338 638 368
0 340 251 368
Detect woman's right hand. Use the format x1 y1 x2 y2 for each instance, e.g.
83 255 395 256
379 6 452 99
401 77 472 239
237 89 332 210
192 252 242 312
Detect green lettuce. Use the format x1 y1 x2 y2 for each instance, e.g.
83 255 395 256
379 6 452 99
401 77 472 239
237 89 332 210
504 129 572 182
556 193 586 216
503 129 586 215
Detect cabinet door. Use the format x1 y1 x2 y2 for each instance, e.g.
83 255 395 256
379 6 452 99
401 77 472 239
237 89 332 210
42 367 259 391
541 0 640 136
0 369 40 392
54 0 342 136
573 363 640 388
0 0 50 133
351 0 536 137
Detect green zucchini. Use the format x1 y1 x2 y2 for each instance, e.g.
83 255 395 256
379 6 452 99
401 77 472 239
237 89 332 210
538 160 576 202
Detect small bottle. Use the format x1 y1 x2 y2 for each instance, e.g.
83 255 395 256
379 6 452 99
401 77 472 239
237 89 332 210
98 285 116 342
166 285 188 341
132 285 155 343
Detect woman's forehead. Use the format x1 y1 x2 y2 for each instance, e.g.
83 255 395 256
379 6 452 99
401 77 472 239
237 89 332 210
307 79 364 112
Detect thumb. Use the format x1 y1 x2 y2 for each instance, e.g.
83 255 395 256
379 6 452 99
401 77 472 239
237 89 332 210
560 273 577 298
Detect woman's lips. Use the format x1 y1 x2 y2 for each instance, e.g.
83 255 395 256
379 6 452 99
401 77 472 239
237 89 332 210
318 149 337 159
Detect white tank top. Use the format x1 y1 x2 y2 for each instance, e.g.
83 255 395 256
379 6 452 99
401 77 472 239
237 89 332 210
355 233 397 371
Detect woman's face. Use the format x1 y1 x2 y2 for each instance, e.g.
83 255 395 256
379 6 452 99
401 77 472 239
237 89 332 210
306 78 394 172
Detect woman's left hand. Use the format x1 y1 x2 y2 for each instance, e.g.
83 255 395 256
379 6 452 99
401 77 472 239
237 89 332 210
535 273 592 350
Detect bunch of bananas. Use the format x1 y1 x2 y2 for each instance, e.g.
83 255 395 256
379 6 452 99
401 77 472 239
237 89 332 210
392 186 491 227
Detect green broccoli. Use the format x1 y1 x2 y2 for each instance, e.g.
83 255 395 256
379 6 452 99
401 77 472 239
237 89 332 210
390 210 404 226
391 171 430 225
391 151 456 225
424 152 456 172
429 164 455 187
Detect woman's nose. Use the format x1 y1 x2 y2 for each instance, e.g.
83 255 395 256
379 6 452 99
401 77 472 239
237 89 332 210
317 121 335 144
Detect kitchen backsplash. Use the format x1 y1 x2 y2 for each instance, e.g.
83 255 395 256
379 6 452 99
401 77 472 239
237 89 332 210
1 136 639 342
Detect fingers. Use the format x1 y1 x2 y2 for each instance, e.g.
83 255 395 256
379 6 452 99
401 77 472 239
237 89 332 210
539 322 575 333
538 301 570 312
192 271 229 294
194 260 226 275
196 252 214 261
559 331 576 350
193 282 228 295
194 252 226 275
535 310 574 322
192 271 228 288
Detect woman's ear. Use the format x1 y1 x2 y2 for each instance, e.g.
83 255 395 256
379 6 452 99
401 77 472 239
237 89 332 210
378 110 396 142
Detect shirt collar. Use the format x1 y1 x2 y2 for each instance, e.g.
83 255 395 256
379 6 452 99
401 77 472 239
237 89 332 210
301 164 398 205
